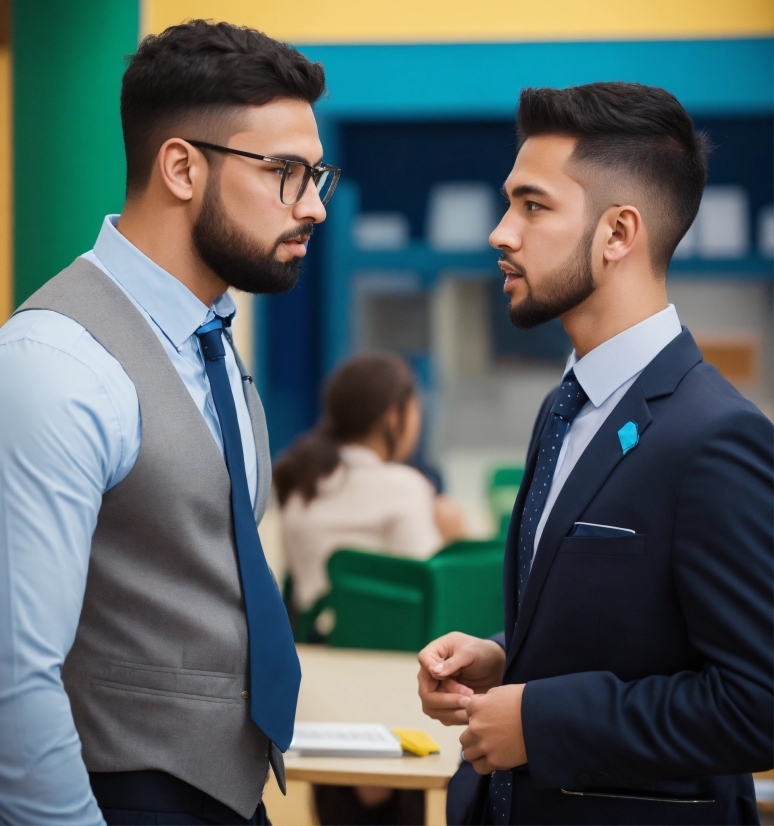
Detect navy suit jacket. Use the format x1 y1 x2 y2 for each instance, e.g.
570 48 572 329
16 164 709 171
481 329 772 825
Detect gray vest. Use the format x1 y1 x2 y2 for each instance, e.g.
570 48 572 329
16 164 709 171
16 259 277 819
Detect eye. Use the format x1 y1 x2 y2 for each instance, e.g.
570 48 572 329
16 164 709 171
525 201 544 212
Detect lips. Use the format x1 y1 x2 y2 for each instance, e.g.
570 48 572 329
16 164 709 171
499 262 524 293
281 235 310 257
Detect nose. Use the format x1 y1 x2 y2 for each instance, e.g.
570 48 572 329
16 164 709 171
294 182 327 224
489 211 521 252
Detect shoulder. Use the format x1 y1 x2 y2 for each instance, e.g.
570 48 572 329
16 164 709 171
671 361 772 446
0 309 140 488
380 462 437 494
1 308 137 412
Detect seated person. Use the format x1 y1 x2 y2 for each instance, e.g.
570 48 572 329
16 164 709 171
274 353 466 825
274 352 467 617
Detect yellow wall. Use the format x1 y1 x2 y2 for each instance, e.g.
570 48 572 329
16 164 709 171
0 46 11 322
144 0 774 42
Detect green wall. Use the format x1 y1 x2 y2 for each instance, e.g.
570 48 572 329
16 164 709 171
13 0 138 305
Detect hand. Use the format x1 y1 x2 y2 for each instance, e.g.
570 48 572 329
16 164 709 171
434 495 468 543
418 632 505 725
459 684 527 774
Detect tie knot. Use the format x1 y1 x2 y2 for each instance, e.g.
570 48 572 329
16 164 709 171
196 317 226 361
550 370 588 423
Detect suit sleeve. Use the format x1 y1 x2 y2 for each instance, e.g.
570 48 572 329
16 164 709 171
520 406 774 787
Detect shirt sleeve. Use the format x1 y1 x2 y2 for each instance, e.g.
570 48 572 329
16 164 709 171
0 326 138 825
382 468 444 559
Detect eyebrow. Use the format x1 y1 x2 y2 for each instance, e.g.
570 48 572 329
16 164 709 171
271 152 324 166
501 183 551 200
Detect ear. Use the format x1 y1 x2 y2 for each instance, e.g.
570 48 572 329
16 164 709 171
156 138 208 203
600 204 642 264
381 404 400 434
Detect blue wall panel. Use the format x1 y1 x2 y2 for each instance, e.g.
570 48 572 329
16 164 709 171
303 39 773 118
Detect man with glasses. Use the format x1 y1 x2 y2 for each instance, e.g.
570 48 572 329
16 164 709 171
0 20 338 825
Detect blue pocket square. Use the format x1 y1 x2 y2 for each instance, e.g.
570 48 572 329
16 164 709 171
570 522 636 538
618 421 639 455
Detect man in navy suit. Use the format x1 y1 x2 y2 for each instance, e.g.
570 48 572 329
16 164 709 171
418 82 773 825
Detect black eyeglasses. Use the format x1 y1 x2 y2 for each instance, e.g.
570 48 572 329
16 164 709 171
186 139 340 206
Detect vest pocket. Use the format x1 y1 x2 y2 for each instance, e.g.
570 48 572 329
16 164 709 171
91 660 243 703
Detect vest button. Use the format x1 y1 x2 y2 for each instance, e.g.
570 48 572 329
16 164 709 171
241 690 249 699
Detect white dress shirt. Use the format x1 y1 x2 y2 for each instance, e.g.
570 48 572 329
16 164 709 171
0 215 257 825
533 305 682 556
282 445 443 611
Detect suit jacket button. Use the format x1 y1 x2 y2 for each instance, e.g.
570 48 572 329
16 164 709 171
241 690 249 699
577 773 591 788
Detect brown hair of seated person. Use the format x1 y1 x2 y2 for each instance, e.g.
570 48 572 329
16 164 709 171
273 353 418 507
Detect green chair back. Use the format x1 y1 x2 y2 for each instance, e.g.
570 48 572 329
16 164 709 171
488 465 525 539
312 540 504 651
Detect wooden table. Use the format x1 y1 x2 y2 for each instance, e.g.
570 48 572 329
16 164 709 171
263 645 463 826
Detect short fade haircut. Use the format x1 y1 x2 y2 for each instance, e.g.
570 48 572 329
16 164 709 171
517 82 709 273
121 20 326 196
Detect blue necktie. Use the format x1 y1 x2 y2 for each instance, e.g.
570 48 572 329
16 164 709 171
490 371 588 824
515 369 588 608
196 317 301 752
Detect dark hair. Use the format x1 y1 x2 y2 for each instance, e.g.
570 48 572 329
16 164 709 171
274 354 416 506
517 82 709 272
121 19 326 195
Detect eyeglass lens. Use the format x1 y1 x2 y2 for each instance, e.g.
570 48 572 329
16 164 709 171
280 162 336 206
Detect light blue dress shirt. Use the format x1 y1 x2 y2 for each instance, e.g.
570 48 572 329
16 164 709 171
0 216 258 825
532 304 682 556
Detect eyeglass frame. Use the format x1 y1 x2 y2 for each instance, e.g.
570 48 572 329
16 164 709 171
185 139 340 206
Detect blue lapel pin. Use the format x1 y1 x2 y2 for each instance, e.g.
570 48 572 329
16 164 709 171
618 421 639 456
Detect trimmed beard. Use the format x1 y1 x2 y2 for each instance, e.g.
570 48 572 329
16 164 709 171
508 225 596 329
192 175 309 295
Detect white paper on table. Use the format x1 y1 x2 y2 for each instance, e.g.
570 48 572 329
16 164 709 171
289 722 403 758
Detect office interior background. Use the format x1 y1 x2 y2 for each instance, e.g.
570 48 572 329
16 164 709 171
0 0 772 537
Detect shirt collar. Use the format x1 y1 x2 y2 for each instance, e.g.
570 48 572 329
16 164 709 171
339 445 385 466
565 305 682 408
92 215 236 350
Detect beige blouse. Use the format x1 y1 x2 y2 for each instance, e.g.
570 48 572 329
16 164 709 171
281 445 443 611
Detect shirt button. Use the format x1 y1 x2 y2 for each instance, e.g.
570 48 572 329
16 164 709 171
241 690 249 699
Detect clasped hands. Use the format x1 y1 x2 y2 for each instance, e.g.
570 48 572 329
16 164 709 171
417 632 527 774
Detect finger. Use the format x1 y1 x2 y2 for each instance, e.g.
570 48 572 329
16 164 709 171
470 755 494 775
423 690 472 712
418 635 458 673
458 729 483 763
417 666 439 698
430 647 477 680
438 678 474 696
425 707 470 726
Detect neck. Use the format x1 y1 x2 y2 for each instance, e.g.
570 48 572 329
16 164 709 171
561 263 668 359
116 199 228 307
346 434 390 462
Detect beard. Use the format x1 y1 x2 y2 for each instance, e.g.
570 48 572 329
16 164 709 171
507 226 596 329
192 176 312 295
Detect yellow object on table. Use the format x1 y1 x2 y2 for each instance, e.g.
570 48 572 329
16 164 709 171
392 728 441 756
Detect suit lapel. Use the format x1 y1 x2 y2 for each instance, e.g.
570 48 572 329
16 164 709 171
503 328 704 673
504 384 652 670
503 393 556 649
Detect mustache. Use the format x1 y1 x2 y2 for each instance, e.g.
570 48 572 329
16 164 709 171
275 223 315 247
498 253 527 279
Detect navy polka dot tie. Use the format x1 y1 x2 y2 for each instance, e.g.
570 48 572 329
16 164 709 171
489 373 588 825
515 370 588 608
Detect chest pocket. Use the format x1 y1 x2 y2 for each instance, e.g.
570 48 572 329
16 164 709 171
557 534 646 555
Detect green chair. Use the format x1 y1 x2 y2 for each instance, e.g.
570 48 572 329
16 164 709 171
488 465 525 539
298 540 504 652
